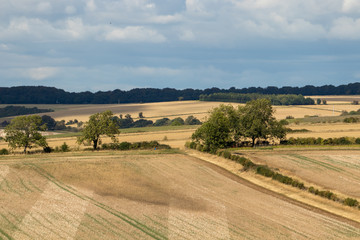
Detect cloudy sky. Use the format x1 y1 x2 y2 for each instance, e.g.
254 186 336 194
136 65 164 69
1 0 360 92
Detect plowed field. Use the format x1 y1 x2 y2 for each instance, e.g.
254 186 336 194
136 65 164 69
0 152 359 239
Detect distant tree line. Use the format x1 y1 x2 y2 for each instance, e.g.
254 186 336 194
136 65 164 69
1 83 360 104
0 106 54 118
112 114 201 129
199 93 314 105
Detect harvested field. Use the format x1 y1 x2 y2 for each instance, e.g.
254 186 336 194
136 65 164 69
308 96 360 104
3 100 360 123
0 152 359 239
288 122 360 138
243 149 360 198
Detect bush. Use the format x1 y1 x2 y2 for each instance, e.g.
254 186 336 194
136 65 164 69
344 198 359 207
222 150 231 159
243 159 256 171
196 144 203 151
343 117 359 123
256 166 275 178
185 115 202 125
0 148 9 155
102 141 170 151
60 142 70 152
189 141 197 149
43 146 52 153
154 118 170 126
170 117 185 126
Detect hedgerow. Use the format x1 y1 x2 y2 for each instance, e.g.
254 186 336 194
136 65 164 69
185 140 359 210
102 141 171 150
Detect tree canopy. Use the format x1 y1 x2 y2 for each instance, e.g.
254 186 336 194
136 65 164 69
5 115 48 153
77 110 120 150
192 99 287 151
1 83 360 104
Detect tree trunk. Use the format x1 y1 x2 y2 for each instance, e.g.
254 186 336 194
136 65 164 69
93 139 98 150
252 137 256 147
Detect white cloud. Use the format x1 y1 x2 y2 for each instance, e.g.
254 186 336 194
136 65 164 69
342 0 360 13
27 67 59 80
0 44 10 51
65 5 77 15
179 29 195 41
105 26 166 42
37 2 52 13
150 14 183 24
85 0 97 12
329 17 360 39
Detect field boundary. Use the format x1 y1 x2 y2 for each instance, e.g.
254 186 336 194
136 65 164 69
184 149 360 228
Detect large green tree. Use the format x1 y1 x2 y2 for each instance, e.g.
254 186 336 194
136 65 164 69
77 110 120 150
5 115 48 153
192 105 236 151
239 99 285 146
192 99 287 151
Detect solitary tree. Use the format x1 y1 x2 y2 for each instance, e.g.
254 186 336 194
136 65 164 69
5 115 48 153
77 110 120 150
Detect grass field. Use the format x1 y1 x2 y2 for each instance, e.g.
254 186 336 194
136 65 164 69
0 151 359 239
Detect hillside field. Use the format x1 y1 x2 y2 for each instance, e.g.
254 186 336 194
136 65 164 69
1 99 360 239
0 152 359 239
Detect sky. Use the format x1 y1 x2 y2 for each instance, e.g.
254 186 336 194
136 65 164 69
1 0 360 92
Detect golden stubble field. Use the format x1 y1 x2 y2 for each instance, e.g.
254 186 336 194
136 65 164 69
1 99 360 238
243 149 360 199
0 152 359 239
3 99 360 149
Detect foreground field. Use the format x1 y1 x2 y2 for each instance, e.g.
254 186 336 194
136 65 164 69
0 151 359 239
242 149 360 199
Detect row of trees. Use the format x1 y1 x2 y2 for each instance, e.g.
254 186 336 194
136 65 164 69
112 114 201 128
0 106 53 118
192 99 287 152
199 93 314 105
2 83 360 104
3 111 120 153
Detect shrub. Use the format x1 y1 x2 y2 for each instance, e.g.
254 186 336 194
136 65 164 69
344 198 359 207
170 117 185 126
0 148 9 155
196 144 203 151
154 118 170 126
60 142 70 152
43 146 52 153
119 142 132 150
217 150 224 156
256 166 275 178
243 159 256 171
222 150 231 159
343 117 359 123
185 115 202 125
189 141 197 149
